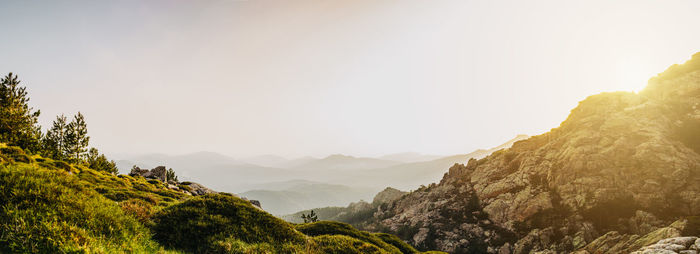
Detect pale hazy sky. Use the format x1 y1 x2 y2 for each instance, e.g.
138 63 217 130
1 0 699 158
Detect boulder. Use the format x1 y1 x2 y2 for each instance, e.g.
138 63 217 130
129 166 167 182
179 182 216 196
631 236 700 254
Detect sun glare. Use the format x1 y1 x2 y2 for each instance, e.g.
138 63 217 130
613 58 655 93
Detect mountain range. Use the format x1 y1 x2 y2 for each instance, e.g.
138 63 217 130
116 135 529 214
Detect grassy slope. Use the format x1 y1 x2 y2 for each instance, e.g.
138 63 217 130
0 144 437 253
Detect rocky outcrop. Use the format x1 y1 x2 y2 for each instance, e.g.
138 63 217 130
354 53 700 253
372 187 407 205
631 237 699 254
129 166 167 182
249 199 262 209
573 218 698 254
178 181 217 196
127 166 266 209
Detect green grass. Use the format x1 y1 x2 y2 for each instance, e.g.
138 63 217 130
0 144 431 253
0 163 167 253
151 193 306 253
375 233 420 254
310 235 387 254
296 221 403 254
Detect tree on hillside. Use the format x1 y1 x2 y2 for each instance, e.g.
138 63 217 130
301 210 318 223
166 168 178 182
0 72 41 151
87 148 118 174
65 112 89 162
43 114 69 160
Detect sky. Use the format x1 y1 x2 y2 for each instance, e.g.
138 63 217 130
1 0 699 159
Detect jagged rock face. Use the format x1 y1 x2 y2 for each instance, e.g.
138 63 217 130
372 187 407 205
361 53 700 253
370 177 515 253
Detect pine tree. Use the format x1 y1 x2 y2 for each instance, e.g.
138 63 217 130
65 112 89 162
43 114 69 160
86 147 118 174
301 210 318 223
0 72 41 151
166 168 178 182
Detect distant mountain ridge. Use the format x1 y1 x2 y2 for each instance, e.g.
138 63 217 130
291 154 403 171
116 134 531 212
240 180 378 215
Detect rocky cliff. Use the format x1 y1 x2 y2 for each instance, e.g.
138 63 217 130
357 53 700 253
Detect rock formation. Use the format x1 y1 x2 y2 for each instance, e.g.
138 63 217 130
631 236 699 254
127 166 262 209
129 166 168 182
354 53 700 253
372 187 407 205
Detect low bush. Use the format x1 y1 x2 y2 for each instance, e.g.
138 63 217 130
311 235 386 254
375 233 419 253
296 221 402 253
151 194 306 253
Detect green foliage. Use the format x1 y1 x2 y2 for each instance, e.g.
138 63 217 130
296 221 403 254
311 235 387 254
42 112 93 164
0 73 41 151
166 167 178 182
87 147 118 174
0 144 422 253
151 194 306 253
0 70 426 253
78 167 185 207
65 112 89 162
302 209 319 223
0 146 33 164
0 163 164 253
375 233 420 254
211 238 277 254
42 114 69 160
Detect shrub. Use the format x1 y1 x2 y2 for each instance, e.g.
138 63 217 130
374 233 419 254
151 194 306 253
0 146 33 163
120 199 156 224
310 235 386 254
296 221 402 253
51 160 72 171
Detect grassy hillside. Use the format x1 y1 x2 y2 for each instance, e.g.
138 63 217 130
0 144 438 253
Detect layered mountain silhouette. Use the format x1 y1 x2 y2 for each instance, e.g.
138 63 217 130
117 135 529 213
240 180 377 215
